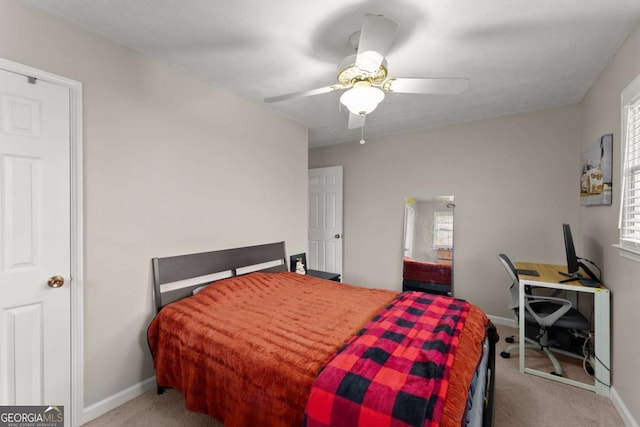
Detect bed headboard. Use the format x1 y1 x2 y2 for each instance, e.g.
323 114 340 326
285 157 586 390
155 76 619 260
152 241 287 313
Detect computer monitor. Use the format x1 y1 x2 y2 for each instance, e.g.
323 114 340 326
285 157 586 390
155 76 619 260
559 223 600 285
563 223 580 277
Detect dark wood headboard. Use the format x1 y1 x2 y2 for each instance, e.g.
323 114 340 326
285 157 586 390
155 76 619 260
152 241 287 313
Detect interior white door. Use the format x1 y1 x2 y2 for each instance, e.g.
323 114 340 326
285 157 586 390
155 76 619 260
403 202 415 258
308 166 343 275
0 68 71 412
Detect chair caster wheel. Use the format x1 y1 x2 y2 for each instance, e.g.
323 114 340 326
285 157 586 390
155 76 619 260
500 351 511 359
550 371 563 377
505 336 515 344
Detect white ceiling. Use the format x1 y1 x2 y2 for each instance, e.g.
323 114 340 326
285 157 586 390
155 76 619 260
21 0 640 147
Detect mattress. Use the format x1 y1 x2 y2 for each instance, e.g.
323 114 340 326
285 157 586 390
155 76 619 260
466 337 490 427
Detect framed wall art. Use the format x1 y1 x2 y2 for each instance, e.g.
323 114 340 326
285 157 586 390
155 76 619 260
580 133 613 206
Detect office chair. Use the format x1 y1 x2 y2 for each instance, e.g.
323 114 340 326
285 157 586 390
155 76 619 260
497 253 591 376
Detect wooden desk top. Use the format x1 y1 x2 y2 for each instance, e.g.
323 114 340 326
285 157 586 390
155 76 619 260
515 262 607 290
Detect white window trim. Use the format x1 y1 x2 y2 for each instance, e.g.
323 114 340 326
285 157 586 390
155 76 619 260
615 72 640 263
432 210 453 249
613 244 640 262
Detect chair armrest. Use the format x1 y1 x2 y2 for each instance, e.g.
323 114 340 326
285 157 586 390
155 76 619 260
524 295 572 327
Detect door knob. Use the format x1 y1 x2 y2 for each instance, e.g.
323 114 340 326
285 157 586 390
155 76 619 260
335 234 341 239
47 275 65 288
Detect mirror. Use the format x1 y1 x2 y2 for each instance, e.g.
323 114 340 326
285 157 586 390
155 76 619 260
402 196 454 296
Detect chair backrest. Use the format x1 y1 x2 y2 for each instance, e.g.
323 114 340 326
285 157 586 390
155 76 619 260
498 253 522 310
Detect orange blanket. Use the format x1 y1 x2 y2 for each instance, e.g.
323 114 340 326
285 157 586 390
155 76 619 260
147 272 488 427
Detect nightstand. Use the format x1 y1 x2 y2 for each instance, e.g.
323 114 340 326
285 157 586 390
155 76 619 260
289 252 340 282
307 269 341 282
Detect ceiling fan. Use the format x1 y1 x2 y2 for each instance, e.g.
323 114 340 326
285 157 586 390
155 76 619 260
264 14 470 130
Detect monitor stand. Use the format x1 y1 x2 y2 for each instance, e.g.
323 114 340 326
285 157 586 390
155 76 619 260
558 271 582 283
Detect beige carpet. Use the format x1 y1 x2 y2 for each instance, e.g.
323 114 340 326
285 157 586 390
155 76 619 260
84 325 623 426
492 325 623 426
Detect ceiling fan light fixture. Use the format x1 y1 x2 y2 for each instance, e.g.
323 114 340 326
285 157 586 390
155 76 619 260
339 82 385 115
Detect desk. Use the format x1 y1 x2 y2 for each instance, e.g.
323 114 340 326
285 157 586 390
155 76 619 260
515 262 610 396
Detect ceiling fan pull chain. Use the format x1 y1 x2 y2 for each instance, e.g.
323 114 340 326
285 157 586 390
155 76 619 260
360 114 366 144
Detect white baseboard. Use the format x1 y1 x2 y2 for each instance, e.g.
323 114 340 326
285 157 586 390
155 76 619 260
82 376 156 424
611 386 639 427
487 314 516 328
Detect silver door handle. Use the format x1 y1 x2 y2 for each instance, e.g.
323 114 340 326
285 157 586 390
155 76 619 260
47 275 65 288
335 234 341 239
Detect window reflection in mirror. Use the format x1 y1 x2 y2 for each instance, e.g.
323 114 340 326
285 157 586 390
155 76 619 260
402 196 454 296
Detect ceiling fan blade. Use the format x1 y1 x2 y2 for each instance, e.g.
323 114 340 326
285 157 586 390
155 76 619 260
264 84 346 103
348 112 366 130
355 14 398 73
383 77 469 95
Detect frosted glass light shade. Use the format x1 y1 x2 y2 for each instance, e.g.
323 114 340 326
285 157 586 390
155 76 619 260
340 83 385 115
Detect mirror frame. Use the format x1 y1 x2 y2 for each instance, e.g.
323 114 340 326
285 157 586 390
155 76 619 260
402 196 454 296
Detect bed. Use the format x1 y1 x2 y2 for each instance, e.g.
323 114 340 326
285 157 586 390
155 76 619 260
403 256 453 296
147 242 497 427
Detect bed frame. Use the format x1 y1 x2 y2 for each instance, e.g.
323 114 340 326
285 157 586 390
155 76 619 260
152 241 288 313
149 241 496 426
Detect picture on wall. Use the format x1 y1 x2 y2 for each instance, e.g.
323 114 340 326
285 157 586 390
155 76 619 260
580 133 613 206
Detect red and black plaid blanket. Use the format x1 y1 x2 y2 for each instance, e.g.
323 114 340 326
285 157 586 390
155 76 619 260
303 292 470 427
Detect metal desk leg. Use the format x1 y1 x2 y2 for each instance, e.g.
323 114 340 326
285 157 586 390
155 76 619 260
593 288 611 396
519 280 526 373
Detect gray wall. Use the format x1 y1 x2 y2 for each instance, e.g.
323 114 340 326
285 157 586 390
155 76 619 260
0 0 308 410
579 23 640 423
310 104 581 312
